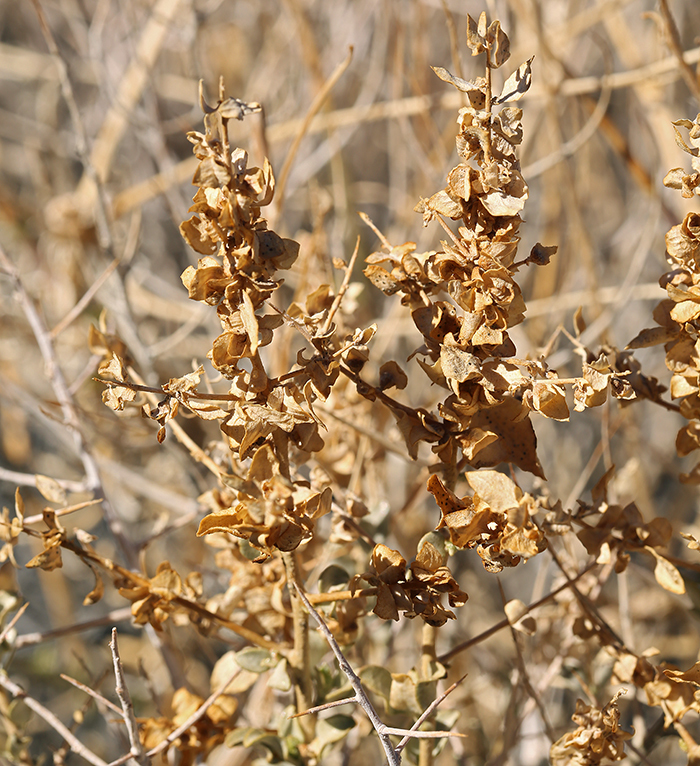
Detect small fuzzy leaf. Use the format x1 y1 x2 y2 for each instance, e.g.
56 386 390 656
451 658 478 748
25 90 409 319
235 647 276 673
268 658 292 692
359 665 392 704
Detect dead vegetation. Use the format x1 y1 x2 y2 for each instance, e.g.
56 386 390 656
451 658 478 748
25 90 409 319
1 1 700 765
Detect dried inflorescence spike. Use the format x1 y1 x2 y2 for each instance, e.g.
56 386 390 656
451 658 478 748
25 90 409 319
362 16 563 477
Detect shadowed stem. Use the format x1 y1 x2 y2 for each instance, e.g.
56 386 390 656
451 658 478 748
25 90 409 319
283 551 315 742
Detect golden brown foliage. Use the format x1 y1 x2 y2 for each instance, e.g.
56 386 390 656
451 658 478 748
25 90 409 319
3 3 700 766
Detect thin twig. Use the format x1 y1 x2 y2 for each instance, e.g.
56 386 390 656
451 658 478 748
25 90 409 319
320 236 361 335
275 46 354 216
395 671 469 753
144 666 241 757
15 608 133 649
289 696 357 718
0 467 87 494
292 582 400 766
293 583 463 764
548 548 627 651
307 586 377 605
51 257 121 339
23 498 104 526
0 244 137 567
109 629 149 766
657 0 700 106
60 674 125 718
359 210 392 251
111 44 700 219
0 672 110 766
283 552 315 742
438 562 597 663
497 580 556 744
0 602 29 646
29 0 113 249
126 367 222 478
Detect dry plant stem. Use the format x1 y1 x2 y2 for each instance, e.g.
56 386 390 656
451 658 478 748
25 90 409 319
0 602 29 645
0 244 136 567
548 548 626 650
289 696 357 718
274 46 354 217
127 368 221 478
673 720 699 752
15 607 133 649
339 364 442 430
50 257 121 339
144 666 242 757
394 671 469 754
29 0 112 250
359 211 393 250
438 562 596 663
111 43 700 219
419 622 438 766
282 551 315 742
23 498 103 526
37 534 279 651
320 236 361 335
498 580 556 743
60 673 125 718
307 587 377 605
439 0 465 86
109 629 149 766
294 579 401 766
82 0 183 190
0 672 110 766
657 0 700 105
293 584 461 766
0 467 87 494
522 70 612 179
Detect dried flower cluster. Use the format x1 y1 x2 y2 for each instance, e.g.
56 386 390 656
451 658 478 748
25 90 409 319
550 692 632 766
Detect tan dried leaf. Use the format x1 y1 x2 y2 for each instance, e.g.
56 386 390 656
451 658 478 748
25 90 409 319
431 66 486 99
467 398 545 478
504 599 535 635
34 475 66 505
644 546 685 594
378 361 408 391
681 531 700 550
494 57 534 104
465 470 521 514
466 13 488 56
487 19 510 68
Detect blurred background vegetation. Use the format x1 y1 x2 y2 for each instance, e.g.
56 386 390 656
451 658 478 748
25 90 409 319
0 0 700 764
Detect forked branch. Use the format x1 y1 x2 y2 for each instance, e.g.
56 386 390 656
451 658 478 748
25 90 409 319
292 582 464 766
